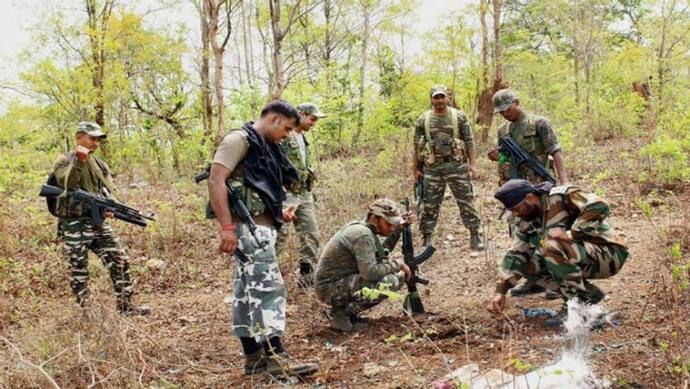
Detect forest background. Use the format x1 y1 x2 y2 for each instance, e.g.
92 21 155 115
0 0 689 388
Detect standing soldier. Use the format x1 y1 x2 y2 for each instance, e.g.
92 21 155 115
413 85 484 250
487 179 629 327
315 199 412 332
487 89 569 298
52 122 149 315
275 103 326 288
207 101 318 377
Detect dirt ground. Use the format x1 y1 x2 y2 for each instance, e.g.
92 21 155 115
1 142 689 388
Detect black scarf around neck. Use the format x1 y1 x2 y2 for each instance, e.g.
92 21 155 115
242 122 298 228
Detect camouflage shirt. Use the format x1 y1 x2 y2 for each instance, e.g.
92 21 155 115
52 153 114 217
414 108 474 160
497 112 561 184
315 220 402 287
495 186 627 294
281 131 314 193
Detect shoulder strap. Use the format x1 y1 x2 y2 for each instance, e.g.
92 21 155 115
90 157 115 193
449 108 459 138
423 111 432 141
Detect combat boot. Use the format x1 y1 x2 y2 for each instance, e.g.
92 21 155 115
266 352 318 377
244 350 267 375
329 307 367 332
422 234 432 247
470 231 485 251
510 279 545 297
348 313 370 324
117 300 151 316
544 288 562 300
580 281 606 305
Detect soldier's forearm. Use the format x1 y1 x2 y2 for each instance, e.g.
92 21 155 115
552 151 568 184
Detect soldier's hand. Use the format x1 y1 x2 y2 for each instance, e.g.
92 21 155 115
547 227 571 243
75 145 90 161
413 168 422 181
401 264 412 282
488 294 506 314
401 210 415 225
283 206 296 222
219 230 239 254
487 148 500 161
104 211 114 219
468 164 478 180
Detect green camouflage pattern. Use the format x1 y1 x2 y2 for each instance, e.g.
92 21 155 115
282 132 314 194
418 161 481 236
76 121 107 138
315 220 404 312
60 219 133 305
414 109 474 162
52 155 114 217
495 186 629 300
275 191 320 270
492 89 518 113
232 223 287 341
496 112 561 185
296 102 326 118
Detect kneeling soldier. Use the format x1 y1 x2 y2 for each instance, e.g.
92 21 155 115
488 179 629 326
315 199 412 332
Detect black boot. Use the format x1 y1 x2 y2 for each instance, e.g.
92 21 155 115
117 299 151 316
422 234 432 247
470 231 485 251
510 279 544 297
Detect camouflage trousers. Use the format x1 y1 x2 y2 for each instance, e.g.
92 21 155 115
527 238 629 300
419 161 481 235
232 223 287 341
275 191 320 270
315 272 404 314
59 219 133 305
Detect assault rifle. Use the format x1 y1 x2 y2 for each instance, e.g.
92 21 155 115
401 199 436 315
39 185 155 227
498 136 556 184
194 164 266 263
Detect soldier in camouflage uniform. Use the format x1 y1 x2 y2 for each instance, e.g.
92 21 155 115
315 199 412 332
487 179 629 327
208 100 318 377
413 85 484 250
275 103 326 288
488 89 569 298
52 122 149 315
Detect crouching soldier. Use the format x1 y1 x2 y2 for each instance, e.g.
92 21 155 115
487 179 629 326
315 199 412 332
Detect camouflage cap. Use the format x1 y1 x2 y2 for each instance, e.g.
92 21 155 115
297 102 327 118
492 89 518 113
369 198 403 225
76 121 107 138
430 84 449 97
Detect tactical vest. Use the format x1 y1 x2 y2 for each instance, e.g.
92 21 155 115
205 129 267 219
418 108 466 165
52 153 112 218
283 132 315 193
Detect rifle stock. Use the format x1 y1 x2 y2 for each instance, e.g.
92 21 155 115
498 136 556 184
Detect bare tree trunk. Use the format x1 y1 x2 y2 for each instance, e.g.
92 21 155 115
572 0 581 107
492 0 503 91
200 0 214 140
85 0 113 156
476 0 493 142
269 0 286 100
353 0 370 146
206 0 232 146
240 0 253 86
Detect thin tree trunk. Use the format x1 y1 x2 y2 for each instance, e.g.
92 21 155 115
477 0 493 142
353 0 370 146
200 0 213 140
